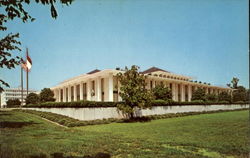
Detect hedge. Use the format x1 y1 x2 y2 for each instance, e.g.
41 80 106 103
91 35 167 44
23 101 120 108
23 100 249 108
16 108 248 127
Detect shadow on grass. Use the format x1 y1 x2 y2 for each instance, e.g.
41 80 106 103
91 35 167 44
0 111 12 116
0 121 39 128
29 152 111 158
0 113 12 116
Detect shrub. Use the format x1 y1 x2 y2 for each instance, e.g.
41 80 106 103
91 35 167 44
152 83 172 101
6 99 21 107
189 100 205 104
26 93 40 105
232 86 247 102
23 99 248 108
205 94 218 102
218 92 231 103
234 101 245 104
116 65 153 118
218 100 230 104
23 100 119 108
16 108 248 127
40 88 55 103
191 88 206 101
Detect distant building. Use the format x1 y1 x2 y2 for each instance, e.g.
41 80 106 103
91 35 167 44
51 67 232 102
0 88 38 107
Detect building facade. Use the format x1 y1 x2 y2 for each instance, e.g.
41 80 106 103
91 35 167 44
0 88 38 107
51 67 232 103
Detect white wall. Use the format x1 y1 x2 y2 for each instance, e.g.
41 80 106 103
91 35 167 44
23 104 249 121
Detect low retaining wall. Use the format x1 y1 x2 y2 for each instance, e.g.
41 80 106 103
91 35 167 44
24 104 249 121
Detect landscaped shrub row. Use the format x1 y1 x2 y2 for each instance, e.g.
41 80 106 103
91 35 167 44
23 101 120 108
16 109 122 127
16 108 248 127
23 100 250 108
151 100 249 106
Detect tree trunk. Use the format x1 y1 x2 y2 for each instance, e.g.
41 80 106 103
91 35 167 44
130 112 134 119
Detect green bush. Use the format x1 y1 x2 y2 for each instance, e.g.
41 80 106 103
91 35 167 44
40 88 55 103
205 94 218 102
6 99 21 107
218 100 230 104
234 101 245 104
191 88 206 101
23 99 249 108
218 92 232 103
26 93 39 105
23 100 119 108
152 83 172 101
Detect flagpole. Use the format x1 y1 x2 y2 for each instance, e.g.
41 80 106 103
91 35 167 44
21 66 23 106
26 69 28 97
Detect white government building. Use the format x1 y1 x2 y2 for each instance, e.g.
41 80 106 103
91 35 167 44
0 88 38 107
51 67 232 102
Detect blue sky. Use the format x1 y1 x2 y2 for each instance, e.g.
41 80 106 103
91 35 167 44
1 0 249 91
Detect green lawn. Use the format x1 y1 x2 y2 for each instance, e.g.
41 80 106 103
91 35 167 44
0 110 249 158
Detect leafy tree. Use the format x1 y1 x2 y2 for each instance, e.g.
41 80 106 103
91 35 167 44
246 89 250 102
116 65 153 118
26 93 39 104
232 86 247 102
152 83 172 101
218 91 231 103
40 88 55 102
191 88 206 101
205 94 218 102
227 77 239 89
0 0 73 92
6 98 21 107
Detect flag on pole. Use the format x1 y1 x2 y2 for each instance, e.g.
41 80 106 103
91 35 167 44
20 58 27 71
26 48 32 71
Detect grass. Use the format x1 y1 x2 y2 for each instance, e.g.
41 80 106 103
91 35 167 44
0 110 249 158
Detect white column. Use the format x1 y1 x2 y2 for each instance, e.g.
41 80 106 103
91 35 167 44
153 80 156 88
68 86 71 102
74 84 77 101
205 87 208 94
58 88 62 102
53 90 56 102
63 87 66 102
108 73 113 101
87 80 91 101
96 77 101 101
175 84 179 101
181 84 185 102
54 89 58 102
80 82 83 100
118 81 122 101
172 83 177 101
188 84 192 102
211 88 214 94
